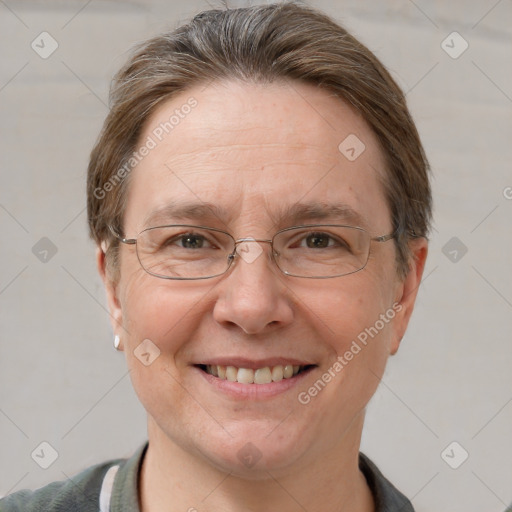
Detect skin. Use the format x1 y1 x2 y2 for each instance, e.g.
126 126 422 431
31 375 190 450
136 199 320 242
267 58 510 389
97 79 427 512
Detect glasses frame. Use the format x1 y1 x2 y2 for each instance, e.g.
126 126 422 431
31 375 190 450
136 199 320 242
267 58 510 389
109 224 395 280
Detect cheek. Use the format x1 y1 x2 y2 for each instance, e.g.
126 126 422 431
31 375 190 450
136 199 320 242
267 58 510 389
118 278 210 423
290 278 396 450
328 293 392 378
116 258 198 364
121 273 210 356
302 273 395 393
304 268 394 343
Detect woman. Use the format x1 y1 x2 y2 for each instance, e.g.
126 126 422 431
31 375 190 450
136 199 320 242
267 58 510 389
1 3 430 511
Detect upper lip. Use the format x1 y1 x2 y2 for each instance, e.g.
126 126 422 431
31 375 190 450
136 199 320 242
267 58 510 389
194 357 316 369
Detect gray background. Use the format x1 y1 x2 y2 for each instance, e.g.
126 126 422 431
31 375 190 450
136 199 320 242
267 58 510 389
1 0 511 511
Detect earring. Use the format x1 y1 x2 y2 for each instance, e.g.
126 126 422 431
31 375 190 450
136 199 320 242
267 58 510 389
113 334 121 350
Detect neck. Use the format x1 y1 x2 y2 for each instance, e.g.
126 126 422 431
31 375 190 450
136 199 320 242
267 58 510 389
139 413 374 512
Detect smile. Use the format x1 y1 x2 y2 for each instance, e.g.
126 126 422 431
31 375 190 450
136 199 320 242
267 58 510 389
199 364 313 384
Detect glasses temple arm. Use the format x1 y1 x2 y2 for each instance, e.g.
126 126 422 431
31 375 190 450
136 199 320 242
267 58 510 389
108 225 137 245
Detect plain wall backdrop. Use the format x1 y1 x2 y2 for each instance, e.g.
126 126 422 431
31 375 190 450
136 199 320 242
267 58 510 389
1 1 511 511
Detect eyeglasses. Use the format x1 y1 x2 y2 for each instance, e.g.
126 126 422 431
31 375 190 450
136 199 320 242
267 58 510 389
109 224 395 280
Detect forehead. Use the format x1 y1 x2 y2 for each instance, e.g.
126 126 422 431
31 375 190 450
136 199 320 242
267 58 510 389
125 80 390 233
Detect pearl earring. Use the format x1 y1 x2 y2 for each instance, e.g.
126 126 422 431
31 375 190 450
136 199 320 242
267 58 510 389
113 334 121 350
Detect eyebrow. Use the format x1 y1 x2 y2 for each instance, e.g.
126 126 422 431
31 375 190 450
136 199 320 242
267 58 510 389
143 201 368 230
143 202 232 228
273 202 368 228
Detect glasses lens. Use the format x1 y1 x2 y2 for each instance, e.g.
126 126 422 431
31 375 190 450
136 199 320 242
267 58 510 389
273 225 370 278
136 226 234 279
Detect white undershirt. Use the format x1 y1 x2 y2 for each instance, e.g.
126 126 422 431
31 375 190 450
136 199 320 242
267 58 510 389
99 465 120 512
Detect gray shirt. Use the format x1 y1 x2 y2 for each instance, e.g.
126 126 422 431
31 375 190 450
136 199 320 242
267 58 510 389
0 443 414 511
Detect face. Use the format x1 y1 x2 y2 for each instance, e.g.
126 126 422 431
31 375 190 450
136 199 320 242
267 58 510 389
99 80 426 477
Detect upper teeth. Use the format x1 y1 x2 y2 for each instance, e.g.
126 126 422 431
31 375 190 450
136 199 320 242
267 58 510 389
205 364 302 384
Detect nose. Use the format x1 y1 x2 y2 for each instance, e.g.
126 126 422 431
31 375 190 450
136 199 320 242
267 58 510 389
212 239 294 334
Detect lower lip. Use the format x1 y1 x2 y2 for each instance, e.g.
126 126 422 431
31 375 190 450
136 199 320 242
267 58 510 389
194 366 315 399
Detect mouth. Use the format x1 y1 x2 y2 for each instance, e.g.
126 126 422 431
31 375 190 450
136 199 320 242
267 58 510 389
195 363 316 384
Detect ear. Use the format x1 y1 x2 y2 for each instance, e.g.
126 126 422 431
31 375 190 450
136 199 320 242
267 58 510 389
96 246 124 351
389 238 428 355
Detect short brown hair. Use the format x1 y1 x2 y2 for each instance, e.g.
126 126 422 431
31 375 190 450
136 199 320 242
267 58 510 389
87 1 432 279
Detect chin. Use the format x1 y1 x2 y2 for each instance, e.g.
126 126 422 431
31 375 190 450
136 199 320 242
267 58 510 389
197 422 311 478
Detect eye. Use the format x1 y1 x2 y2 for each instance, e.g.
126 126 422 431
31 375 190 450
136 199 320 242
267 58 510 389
142 227 228 256
302 232 333 248
176 233 209 249
294 231 349 250
164 232 218 250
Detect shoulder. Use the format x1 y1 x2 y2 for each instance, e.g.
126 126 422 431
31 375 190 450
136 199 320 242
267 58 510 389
359 452 415 512
0 457 124 512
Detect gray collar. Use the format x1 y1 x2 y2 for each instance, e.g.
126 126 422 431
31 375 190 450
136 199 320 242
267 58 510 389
103 443 414 512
